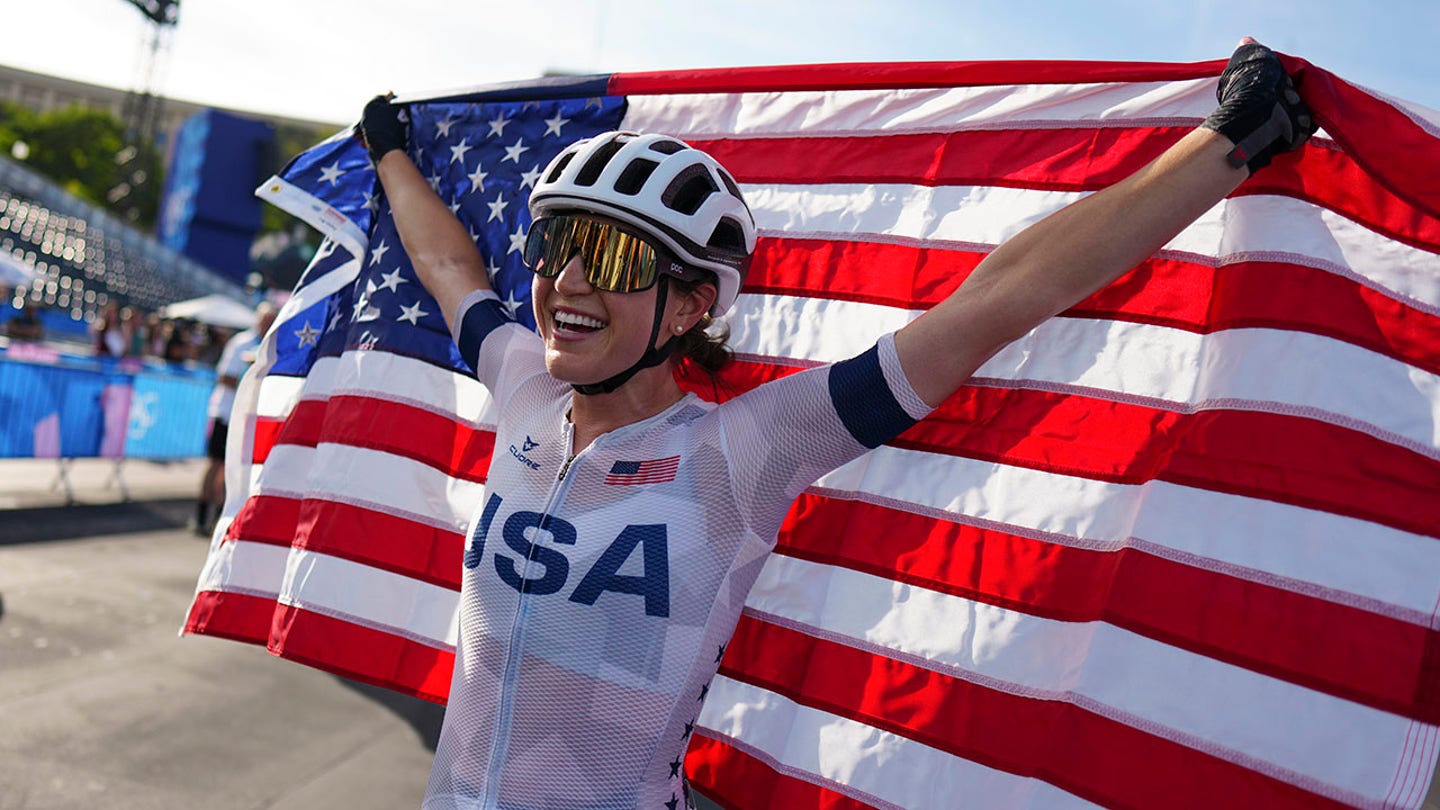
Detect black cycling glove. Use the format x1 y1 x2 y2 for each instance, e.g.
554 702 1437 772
358 94 409 163
1201 41 1316 173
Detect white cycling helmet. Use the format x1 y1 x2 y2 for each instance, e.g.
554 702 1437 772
528 131 756 315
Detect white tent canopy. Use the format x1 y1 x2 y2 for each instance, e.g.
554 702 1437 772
157 294 257 329
0 251 39 287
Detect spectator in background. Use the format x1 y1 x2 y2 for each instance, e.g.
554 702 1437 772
5 297 44 341
162 319 192 363
92 300 127 357
122 306 146 357
193 302 277 536
144 312 165 357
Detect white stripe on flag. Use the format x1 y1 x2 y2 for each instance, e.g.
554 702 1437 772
625 80 1221 138
727 294 1440 452
254 443 484 534
812 450 1440 620
745 553 1412 799
698 676 1106 810
277 549 460 647
744 184 1440 307
258 351 495 424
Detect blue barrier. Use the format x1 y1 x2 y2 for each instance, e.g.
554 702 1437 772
0 305 92 340
0 345 215 459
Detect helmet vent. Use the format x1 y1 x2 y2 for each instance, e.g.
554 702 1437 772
575 140 626 187
662 164 718 215
613 158 659 196
717 167 743 200
708 217 746 252
544 152 576 184
649 139 687 155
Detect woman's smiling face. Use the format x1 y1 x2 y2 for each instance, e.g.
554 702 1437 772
532 249 665 387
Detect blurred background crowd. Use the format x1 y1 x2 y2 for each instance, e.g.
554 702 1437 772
5 293 241 365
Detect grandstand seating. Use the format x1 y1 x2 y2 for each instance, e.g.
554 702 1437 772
0 153 244 324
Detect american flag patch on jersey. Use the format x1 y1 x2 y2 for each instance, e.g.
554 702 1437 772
604 456 681 486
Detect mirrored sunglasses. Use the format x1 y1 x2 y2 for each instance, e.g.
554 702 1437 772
522 215 700 293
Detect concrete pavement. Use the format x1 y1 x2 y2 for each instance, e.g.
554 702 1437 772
0 457 206 513
0 456 441 808
0 523 438 810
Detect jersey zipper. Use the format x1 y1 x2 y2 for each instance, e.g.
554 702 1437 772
482 419 591 807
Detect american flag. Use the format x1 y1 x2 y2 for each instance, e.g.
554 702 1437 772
184 56 1440 809
605 456 683 486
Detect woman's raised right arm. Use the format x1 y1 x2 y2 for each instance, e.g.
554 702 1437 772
360 96 492 335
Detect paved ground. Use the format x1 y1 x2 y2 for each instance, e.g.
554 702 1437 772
0 457 207 512
0 522 440 810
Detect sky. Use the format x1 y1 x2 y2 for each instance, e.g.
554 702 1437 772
3 0 1438 127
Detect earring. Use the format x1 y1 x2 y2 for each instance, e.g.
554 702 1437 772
674 324 686 334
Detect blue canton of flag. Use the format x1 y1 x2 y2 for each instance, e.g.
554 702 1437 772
264 95 627 384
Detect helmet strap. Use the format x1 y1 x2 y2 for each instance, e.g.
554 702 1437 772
571 278 679 396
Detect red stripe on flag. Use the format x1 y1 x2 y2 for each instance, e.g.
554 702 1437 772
609 58 1228 96
685 734 876 810
721 616 1353 810
252 396 497 482
902 385 1440 540
183 590 274 647
696 128 1188 194
777 492 1440 725
701 358 1440 539
1281 57 1440 225
252 415 284 463
267 602 454 704
746 238 1440 377
697 131 1439 253
187 591 454 705
227 494 466 590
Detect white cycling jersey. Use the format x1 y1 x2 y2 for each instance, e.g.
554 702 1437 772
424 290 932 810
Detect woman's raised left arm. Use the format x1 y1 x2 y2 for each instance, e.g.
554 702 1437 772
893 41 1314 407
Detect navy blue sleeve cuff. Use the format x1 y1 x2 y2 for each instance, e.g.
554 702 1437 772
827 344 920 449
455 294 514 373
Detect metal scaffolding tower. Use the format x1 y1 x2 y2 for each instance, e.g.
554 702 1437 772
110 0 179 224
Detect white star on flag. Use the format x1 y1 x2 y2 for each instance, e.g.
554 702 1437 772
487 111 511 137
426 174 443 192
486 257 502 280
519 164 543 189
352 291 378 322
543 112 570 137
467 163 488 194
435 118 456 138
293 321 320 348
318 161 345 186
450 138 472 164
507 224 527 254
368 239 390 266
503 289 526 317
487 192 509 222
362 189 379 213
377 268 408 293
397 301 428 325
502 139 530 164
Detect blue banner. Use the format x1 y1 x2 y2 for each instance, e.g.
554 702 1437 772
0 349 214 459
124 370 212 458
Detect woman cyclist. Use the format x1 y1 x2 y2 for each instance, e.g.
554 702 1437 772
361 41 1313 810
